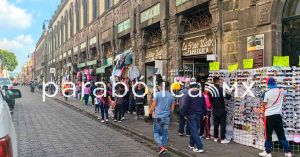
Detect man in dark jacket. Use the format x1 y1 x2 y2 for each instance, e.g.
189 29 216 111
181 82 206 153
90 81 97 106
211 77 231 144
178 83 190 136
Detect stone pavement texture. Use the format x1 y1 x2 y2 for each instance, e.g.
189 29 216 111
51 92 292 157
12 87 158 157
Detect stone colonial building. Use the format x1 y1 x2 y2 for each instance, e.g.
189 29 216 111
40 0 300 84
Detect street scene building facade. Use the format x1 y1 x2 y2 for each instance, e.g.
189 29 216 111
31 0 300 85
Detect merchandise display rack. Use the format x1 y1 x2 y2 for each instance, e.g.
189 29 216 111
208 67 300 153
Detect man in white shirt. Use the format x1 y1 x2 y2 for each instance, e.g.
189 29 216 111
259 77 292 157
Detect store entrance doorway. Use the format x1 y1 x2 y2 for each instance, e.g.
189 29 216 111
182 57 208 78
283 0 300 66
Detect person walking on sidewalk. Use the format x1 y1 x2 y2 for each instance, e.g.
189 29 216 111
63 83 70 101
178 82 190 136
114 86 124 122
149 81 175 155
83 84 91 105
201 90 212 139
135 84 146 120
90 81 97 106
211 77 231 144
181 82 206 153
259 78 292 157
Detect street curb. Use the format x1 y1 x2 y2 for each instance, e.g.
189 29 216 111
53 98 194 157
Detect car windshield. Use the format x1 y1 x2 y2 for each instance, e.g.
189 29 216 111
0 78 11 86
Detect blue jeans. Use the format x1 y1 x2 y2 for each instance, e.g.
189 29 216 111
84 94 89 105
100 102 109 120
188 114 203 149
153 117 170 147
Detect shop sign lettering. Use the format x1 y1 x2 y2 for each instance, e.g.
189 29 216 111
145 47 163 62
182 36 214 56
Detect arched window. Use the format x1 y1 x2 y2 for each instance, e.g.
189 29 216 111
282 0 300 66
82 0 88 26
61 17 64 44
69 5 74 36
93 0 99 20
65 12 69 40
105 0 113 10
75 0 80 33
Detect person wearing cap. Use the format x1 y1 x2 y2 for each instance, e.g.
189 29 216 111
181 81 206 153
259 77 292 157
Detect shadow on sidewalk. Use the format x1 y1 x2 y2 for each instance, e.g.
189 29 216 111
51 95 267 157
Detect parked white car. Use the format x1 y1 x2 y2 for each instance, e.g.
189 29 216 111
0 89 21 157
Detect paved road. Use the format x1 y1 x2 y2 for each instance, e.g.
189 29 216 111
12 87 157 157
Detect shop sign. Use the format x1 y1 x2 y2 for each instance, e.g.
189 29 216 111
247 34 264 51
68 50 72 56
117 19 131 33
247 34 264 68
89 36 97 45
209 62 220 71
243 59 254 69
50 68 56 74
273 56 289 67
77 63 86 68
176 0 189 6
228 63 238 72
86 60 97 66
145 47 163 62
140 3 160 23
74 46 79 54
182 36 214 56
80 42 86 50
63 52 67 58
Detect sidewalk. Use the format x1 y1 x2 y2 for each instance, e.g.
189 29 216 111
52 95 264 157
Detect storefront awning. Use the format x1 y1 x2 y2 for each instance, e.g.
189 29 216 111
77 63 87 68
96 63 112 74
86 60 98 66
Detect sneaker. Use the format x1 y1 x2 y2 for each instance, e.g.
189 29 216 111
178 133 184 136
205 136 210 140
133 112 136 115
285 152 292 157
213 138 218 142
113 119 117 122
158 147 167 155
122 117 125 120
259 151 272 157
192 148 204 153
221 139 230 144
188 145 194 149
101 120 105 123
186 134 190 137
97 117 101 120
105 119 109 122
118 121 122 123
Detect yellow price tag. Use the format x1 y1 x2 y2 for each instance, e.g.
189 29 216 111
243 59 254 69
228 63 238 72
209 62 220 71
273 56 289 67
